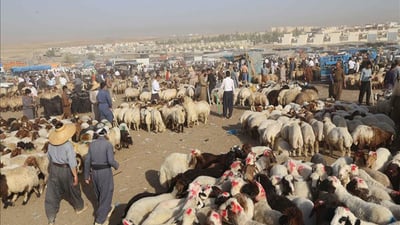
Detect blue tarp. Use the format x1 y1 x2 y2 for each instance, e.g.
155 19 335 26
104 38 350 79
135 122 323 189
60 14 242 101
11 65 51 73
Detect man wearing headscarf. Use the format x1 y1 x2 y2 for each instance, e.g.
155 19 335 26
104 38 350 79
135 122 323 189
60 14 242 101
84 123 119 225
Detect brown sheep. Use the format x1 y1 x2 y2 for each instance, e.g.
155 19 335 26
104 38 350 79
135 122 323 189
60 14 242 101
10 147 22 158
15 128 30 139
369 126 394 149
294 88 319 105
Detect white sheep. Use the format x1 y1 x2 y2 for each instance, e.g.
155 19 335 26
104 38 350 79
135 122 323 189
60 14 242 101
326 127 353 157
366 147 392 172
288 122 304 157
310 119 323 154
300 121 315 157
291 197 315 225
238 87 252 106
259 120 282 147
193 100 210 124
253 198 283 225
151 109 166 133
328 176 396 224
108 126 121 150
171 104 186 133
0 165 41 207
139 91 152 102
159 149 200 188
160 88 177 102
124 105 141 130
124 87 140 102
330 206 378 225
123 192 176 225
182 96 198 127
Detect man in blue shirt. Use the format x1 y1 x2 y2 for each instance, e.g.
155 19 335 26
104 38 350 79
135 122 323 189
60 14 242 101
97 82 113 123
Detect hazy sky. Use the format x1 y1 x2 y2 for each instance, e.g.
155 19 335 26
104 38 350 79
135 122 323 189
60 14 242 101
1 0 399 45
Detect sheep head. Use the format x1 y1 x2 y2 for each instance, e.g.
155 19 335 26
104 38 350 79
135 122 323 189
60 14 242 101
366 151 378 169
24 156 39 169
207 210 222 225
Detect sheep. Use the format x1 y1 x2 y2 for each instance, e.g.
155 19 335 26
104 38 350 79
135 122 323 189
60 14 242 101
160 88 177 102
124 105 141 130
291 197 315 225
182 96 198 127
240 110 256 130
123 192 176 225
0 165 41 208
108 126 121 150
330 206 378 225
249 92 268 111
310 119 323 154
124 87 140 102
150 109 166 133
159 149 201 188
260 120 282 147
366 147 392 172
352 125 394 150
326 176 396 224
287 122 304 157
238 87 252 107
253 198 283 225
294 88 319 105
193 100 210 124
332 114 347 128
385 162 400 191
171 105 186 133
326 127 353 157
300 121 315 157
139 91 152 103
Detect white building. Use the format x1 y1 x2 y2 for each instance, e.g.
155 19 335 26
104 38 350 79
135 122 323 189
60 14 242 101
281 33 293 45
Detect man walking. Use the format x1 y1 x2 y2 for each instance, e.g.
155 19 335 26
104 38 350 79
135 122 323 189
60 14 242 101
84 123 119 225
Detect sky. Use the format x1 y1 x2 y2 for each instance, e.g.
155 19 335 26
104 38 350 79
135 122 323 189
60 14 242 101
1 0 399 46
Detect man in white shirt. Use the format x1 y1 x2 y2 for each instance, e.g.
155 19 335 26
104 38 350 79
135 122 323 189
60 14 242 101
348 58 356 74
59 76 67 86
151 75 161 104
114 70 120 77
221 71 235 119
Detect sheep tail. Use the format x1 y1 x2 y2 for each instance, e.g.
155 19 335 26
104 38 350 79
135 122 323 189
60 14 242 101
159 167 167 188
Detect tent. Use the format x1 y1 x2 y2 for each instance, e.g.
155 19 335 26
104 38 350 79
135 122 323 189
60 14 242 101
11 65 51 73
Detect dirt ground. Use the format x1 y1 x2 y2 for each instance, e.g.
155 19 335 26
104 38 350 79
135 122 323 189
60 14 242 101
0 83 384 225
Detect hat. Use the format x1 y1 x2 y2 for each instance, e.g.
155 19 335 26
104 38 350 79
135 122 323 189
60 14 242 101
48 123 76 145
91 81 100 90
95 122 109 135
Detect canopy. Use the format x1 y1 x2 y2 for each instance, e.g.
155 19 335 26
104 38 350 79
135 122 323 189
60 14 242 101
11 65 51 73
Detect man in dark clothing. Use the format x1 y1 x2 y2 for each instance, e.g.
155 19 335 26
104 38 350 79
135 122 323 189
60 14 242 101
84 123 119 225
207 68 217 103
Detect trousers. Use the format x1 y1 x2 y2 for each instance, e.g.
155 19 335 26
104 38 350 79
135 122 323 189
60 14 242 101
45 164 84 223
91 168 114 224
223 91 233 118
359 81 371 105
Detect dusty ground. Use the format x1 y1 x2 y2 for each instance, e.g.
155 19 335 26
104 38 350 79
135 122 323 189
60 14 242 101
0 83 383 225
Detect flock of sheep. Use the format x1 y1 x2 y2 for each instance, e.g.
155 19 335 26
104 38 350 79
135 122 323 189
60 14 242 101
1 73 399 225
121 81 400 224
